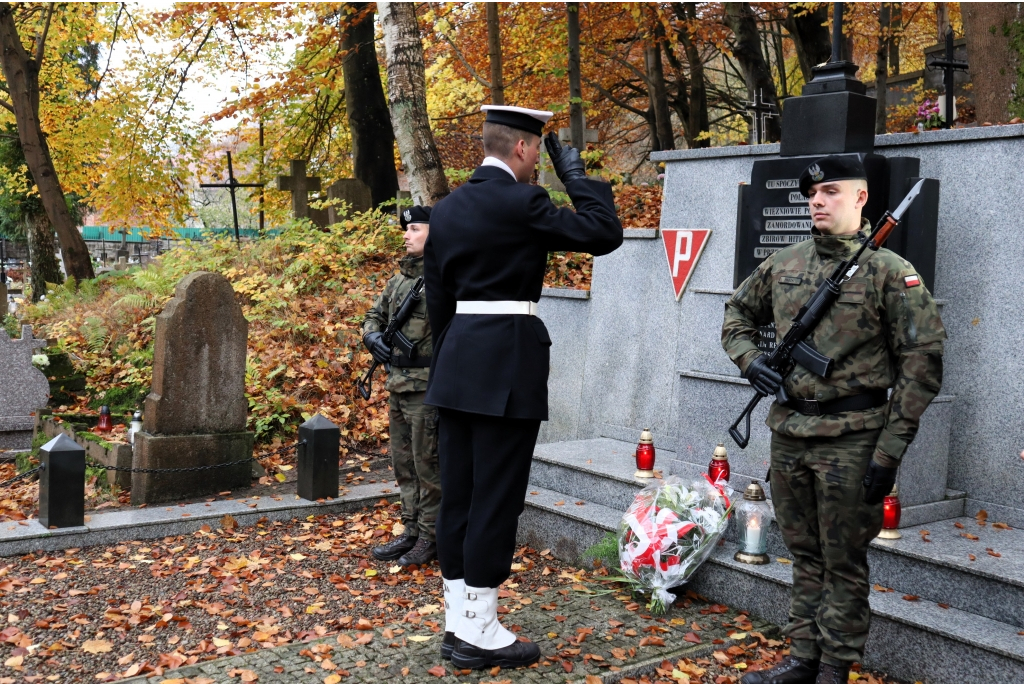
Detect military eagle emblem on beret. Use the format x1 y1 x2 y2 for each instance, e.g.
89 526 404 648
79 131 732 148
809 163 823 182
403 210 412 222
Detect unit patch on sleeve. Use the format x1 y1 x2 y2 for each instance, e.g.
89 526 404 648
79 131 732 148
904 274 921 288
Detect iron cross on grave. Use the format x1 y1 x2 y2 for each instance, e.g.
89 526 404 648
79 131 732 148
276 160 322 221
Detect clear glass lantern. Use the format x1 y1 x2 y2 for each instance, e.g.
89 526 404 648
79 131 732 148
733 481 773 565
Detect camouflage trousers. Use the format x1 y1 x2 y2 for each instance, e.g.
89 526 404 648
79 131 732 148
389 391 442 542
769 428 884 667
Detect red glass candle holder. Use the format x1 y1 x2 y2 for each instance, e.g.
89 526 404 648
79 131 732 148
635 428 656 479
95 405 113 433
709 443 730 484
877 486 902 539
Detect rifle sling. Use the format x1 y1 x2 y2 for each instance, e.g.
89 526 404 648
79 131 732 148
782 389 888 417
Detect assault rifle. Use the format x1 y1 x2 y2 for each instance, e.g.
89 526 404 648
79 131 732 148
357 276 425 401
728 179 925 448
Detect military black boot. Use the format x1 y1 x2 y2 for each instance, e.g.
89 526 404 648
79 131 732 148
740 655 820 684
815 662 851 684
440 631 457 660
451 638 541 670
398 537 437 566
371 533 417 561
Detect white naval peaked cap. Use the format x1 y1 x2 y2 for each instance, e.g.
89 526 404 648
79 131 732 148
481 105 553 136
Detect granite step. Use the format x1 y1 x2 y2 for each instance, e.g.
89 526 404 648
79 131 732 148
531 438 670 512
519 480 1024 683
692 543 1024 684
868 516 1024 629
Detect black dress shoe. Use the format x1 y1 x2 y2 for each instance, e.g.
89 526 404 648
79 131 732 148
740 655 820 684
371 533 417 561
815 662 850 684
440 631 457 660
451 637 541 670
398 538 436 566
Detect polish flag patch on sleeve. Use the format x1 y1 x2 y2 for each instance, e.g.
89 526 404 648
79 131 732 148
904 274 921 288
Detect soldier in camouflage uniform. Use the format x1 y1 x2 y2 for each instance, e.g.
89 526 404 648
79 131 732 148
363 205 441 567
722 156 945 684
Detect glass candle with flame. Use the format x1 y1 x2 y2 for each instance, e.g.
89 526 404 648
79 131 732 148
634 428 656 478
876 485 903 539
734 481 773 564
95 405 113 433
709 443 730 483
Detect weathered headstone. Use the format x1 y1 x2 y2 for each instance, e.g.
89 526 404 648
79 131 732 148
132 271 254 504
276 160 322 221
327 179 373 223
0 325 49 450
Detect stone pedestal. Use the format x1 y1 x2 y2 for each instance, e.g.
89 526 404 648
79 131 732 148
131 432 254 505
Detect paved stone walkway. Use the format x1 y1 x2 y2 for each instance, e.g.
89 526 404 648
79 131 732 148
125 582 776 684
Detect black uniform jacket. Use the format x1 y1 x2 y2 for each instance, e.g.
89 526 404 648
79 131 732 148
424 165 623 420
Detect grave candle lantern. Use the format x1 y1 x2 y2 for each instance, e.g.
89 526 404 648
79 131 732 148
876 485 902 540
129 410 143 445
634 428 656 479
733 481 772 565
709 443 730 483
95 405 113 433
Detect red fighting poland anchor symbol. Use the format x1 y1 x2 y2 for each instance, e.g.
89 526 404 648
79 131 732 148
661 229 711 300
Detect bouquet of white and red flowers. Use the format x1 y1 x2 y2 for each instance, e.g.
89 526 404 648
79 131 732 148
618 475 733 613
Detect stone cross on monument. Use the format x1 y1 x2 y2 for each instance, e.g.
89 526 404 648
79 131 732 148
276 160 322 221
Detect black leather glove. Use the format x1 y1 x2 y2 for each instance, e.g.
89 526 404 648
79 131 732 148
743 355 783 397
363 332 391 364
863 460 898 505
544 132 587 184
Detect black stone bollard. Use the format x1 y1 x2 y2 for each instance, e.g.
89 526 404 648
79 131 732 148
38 434 85 528
297 414 340 501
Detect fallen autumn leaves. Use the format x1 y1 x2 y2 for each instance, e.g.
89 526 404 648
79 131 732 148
0 499 895 684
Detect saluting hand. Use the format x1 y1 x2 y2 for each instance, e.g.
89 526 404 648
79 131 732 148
544 132 587 184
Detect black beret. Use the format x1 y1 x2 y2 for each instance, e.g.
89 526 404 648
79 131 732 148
799 155 867 196
400 205 431 230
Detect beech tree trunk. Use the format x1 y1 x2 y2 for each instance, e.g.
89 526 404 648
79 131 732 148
341 3 399 208
567 3 584 150
890 3 901 75
378 1 449 206
724 2 781 142
0 3 93 281
875 3 891 134
784 3 832 85
26 214 62 301
673 2 709 148
644 42 675 151
962 3 1022 124
487 3 504 105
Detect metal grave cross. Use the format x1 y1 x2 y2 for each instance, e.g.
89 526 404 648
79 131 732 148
927 25 968 130
276 160 322 221
200 151 265 243
744 89 779 145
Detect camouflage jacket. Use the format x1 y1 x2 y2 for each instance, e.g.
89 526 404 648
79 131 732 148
722 219 945 467
362 256 431 393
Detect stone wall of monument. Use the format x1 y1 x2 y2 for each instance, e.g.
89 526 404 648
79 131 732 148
538 124 1024 527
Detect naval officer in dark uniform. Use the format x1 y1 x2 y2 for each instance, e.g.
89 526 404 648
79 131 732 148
425 105 623 669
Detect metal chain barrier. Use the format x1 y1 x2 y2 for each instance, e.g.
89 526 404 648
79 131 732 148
87 458 258 474
0 465 44 490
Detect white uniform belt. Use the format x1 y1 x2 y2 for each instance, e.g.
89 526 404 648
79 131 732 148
455 300 538 316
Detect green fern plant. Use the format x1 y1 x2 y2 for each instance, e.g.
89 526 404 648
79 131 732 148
80 316 108 353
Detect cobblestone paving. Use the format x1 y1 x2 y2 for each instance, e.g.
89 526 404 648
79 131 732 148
125 584 776 684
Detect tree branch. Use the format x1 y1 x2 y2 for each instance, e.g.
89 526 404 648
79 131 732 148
437 19 491 89
0 97 14 114
33 2 54 66
585 77 647 117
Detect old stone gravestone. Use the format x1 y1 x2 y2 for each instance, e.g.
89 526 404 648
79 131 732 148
0 325 49 450
276 160 322 222
132 271 254 504
327 179 373 223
